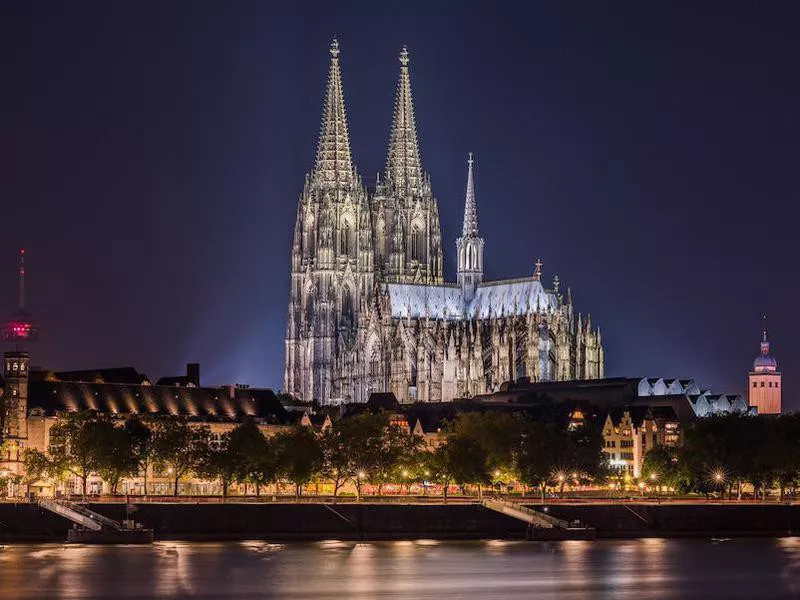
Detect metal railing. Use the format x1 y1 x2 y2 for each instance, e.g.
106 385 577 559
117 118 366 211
38 499 121 531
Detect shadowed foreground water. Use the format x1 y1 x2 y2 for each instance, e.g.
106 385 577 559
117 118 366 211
1 538 799 599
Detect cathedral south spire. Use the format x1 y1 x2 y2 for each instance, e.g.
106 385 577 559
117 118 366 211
457 153 484 302
385 46 423 197
315 38 354 186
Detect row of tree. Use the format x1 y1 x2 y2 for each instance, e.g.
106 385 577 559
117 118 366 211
642 413 800 499
21 409 607 500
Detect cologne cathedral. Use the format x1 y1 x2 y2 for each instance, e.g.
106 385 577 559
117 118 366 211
284 40 604 404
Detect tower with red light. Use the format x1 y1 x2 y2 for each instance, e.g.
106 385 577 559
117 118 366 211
748 318 781 415
2 250 35 479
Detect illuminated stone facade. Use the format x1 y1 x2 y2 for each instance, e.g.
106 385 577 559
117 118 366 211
284 41 604 404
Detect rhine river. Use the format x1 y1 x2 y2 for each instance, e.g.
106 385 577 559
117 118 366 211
1 538 799 599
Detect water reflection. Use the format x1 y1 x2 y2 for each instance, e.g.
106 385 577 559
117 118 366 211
0 539 797 599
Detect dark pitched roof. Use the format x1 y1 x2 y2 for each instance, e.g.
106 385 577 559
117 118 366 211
366 392 401 412
27 381 289 424
155 376 194 387
39 367 151 386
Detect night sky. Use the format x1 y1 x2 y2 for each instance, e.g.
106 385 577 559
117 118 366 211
2 2 797 407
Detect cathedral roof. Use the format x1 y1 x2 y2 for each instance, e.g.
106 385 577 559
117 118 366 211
384 277 557 320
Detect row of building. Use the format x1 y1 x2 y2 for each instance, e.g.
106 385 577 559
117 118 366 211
1 342 778 497
0 244 784 496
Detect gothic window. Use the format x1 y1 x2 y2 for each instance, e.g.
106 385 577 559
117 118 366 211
304 295 316 331
369 350 380 378
304 219 315 256
411 225 424 262
376 218 386 263
341 287 354 331
340 222 350 256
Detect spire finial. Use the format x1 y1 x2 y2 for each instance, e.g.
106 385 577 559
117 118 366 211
534 258 543 282
330 38 340 58
762 314 768 343
399 45 409 66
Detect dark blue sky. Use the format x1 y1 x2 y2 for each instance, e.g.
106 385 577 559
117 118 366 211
2 2 797 407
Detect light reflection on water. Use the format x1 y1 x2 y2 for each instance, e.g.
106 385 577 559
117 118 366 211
0 538 798 599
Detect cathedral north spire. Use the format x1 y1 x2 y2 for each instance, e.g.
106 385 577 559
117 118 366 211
314 38 354 186
385 45 423 196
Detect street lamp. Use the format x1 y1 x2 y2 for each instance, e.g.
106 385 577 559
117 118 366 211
711 468 726 498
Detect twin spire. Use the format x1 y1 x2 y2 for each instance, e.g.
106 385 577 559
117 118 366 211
314 39 354 186
385 46 423 197
314 40 425 197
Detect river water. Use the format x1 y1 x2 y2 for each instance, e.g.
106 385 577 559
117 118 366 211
1 538 799 599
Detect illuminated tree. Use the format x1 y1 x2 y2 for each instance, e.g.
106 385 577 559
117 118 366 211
151 417 211 496
274 426 324 498
48 411 101 498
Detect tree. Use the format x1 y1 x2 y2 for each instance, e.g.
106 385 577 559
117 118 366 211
452 412 524 479
772 414 800 500
516 421 569 501
320 427 352 498
443 435 490 498
371 422 423 496
21 449 53 496
125 416 155 495
198 419 269 498
152 417 211 496
229 419 273 495
330 412 388 500
274 426 323 498
641 446 679 492
92 418 139 494
48 411 101 498
197 431 239 498
251 438 280 497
